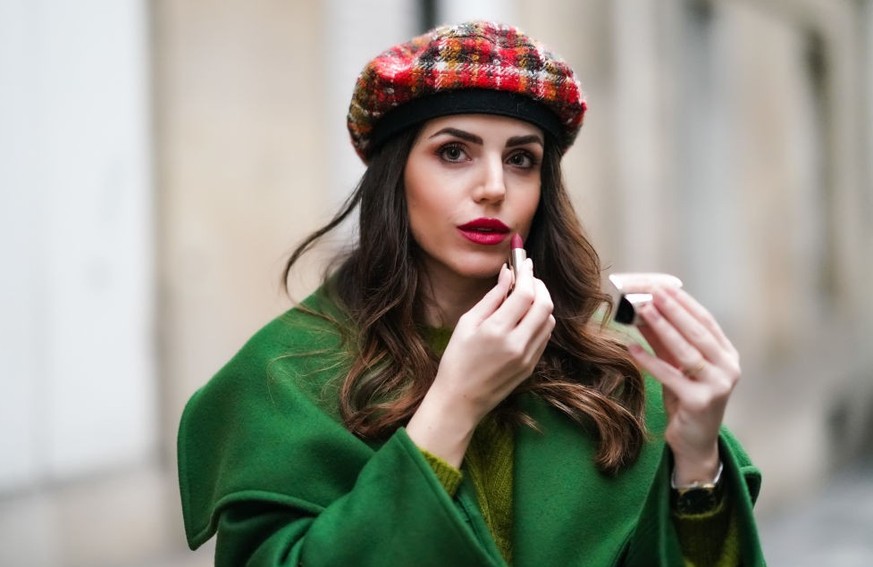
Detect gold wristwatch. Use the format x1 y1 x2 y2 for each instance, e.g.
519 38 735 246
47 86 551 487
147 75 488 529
670 461 724 515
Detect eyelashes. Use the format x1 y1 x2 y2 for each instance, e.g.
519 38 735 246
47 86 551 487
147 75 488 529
435 143 540 169
507 151 539 169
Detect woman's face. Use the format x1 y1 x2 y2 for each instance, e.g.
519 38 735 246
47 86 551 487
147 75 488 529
404 114 543 285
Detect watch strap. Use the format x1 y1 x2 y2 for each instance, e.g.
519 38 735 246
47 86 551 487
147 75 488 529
671 460 723 490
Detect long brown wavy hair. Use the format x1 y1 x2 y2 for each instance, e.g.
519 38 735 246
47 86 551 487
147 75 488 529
283 126 646 474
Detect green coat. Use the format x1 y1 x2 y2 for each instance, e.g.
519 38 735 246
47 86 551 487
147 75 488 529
178 288 766 566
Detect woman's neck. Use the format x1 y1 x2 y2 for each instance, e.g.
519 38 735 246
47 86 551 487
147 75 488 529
420 266 496 329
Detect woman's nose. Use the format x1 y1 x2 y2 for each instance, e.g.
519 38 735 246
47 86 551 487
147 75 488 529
472 156 506 203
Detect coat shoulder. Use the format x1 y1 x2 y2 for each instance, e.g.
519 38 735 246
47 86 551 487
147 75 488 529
177 286 358 548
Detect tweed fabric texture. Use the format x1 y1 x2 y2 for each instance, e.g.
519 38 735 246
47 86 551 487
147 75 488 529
347 21 587 161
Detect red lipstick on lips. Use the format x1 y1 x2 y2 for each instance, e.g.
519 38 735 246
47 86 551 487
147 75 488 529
457 218 510 246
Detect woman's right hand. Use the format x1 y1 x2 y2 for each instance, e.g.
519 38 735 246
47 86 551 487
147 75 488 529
406 259 555 466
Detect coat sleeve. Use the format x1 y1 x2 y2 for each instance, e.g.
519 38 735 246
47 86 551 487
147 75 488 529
177 312 501 567
620 428 766 567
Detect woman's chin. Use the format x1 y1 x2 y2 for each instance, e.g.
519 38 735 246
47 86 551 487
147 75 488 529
419 250 506 285
454 262 505 282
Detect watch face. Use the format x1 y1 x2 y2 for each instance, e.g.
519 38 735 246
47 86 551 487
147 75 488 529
673 485 722 515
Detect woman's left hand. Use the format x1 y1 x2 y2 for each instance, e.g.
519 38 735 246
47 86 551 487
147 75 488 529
627 286 741 485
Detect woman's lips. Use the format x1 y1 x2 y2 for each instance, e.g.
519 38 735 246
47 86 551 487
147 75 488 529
457 218 510 246
457 229 509 245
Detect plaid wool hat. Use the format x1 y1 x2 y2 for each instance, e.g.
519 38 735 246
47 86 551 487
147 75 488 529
347 21 587 162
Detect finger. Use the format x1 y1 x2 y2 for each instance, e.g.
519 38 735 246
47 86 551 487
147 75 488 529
513 277 554 338
526 314 555 366
637 301 712 379
517 313 555 377
627 343 689 394
651 288 723 365
667 287 736 355
491 258 537 328
463 264 513 324
534 313 556 351
637 324 680 369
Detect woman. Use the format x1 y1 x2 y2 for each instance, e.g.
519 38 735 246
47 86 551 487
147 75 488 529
178 21 765 566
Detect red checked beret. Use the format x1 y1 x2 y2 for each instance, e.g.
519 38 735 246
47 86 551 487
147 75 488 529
347 21 588 162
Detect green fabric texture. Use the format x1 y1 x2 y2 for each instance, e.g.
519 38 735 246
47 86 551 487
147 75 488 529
424 326 516 562
421 449 463 496
177 286 767 566
422 418 738 567
465 415 516 563
675 497 739 567
422 325 739 566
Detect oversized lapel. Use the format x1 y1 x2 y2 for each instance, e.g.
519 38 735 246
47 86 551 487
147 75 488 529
512 378 669 566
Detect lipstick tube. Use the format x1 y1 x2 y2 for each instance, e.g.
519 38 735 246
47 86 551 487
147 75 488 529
510 233 526 282
607 272 683 325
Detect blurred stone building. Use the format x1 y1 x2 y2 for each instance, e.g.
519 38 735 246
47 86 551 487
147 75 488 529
2 0 871 565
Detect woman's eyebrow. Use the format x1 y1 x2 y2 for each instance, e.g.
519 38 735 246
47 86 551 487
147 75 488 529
428 127 483 144
428 128 544 148
506 134 544 148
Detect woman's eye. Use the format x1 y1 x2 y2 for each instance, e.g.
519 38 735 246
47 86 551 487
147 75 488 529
438 144 467 162
507 151 537 169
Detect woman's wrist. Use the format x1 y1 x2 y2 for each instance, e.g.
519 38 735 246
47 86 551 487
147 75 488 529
406 389 479 468
672 460 723 489
671 445 721 487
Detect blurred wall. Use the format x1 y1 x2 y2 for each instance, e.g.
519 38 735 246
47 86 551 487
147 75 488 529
1 0 155 489
517 0 873 507
1 1 161 565
153 0 329 465
1 0 871 566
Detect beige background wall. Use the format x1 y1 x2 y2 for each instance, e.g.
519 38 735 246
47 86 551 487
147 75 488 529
154 0 328 459
517 0 873 503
